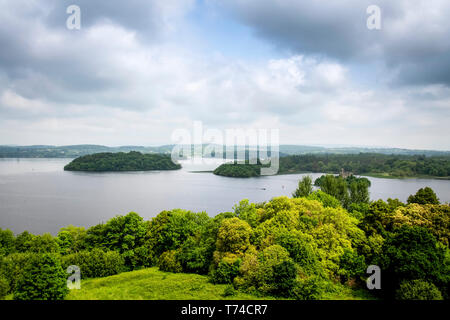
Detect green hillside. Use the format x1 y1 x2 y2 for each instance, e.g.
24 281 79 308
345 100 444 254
66 267 268 300
65 267 369 300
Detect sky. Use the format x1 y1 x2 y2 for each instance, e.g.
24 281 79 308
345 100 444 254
0 0 449 150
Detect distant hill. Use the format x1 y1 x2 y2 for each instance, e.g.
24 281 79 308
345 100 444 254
1 144 449 158
0 145 174 158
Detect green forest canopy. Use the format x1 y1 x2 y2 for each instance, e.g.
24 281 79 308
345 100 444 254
213 153 450 178
64 151 181 172
278 153 450 177
1 183 448 300
213 161 265 178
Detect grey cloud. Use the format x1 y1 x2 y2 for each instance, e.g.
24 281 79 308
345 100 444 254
45 0 193 39
0 0 193 107
221 0 450 86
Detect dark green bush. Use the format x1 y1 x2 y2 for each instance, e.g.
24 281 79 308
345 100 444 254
377 225 447 298
0 252 39 293
275 231 320 275
292 276 327 300
407 187 440 205
0 228 15 257
61 249 124 278
338 249 366 283
272 260 297 296
222 285 236 297
211 259 241 284
158 250 182 273
14 253 68 300
125 246 154 269
177 237 214 274
395 279 443 300
0 275 9 299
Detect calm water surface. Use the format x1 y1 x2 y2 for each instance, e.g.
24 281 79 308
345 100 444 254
0 158 449 235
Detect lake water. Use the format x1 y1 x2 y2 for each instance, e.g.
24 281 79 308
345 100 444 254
0 158 449 235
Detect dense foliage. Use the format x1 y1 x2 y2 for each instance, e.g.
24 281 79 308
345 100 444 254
279 153 450 178
0 184 449 300
313 175 371 209
61 249 124 278
64 151 181 172
14 253 68 300
213 161 264 177
407 187 440 205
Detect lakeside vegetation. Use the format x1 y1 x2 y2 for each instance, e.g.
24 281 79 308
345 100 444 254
279 153 450 178
64 151 181 172
0 179 448 301
213 161 265 178
2 144 450 158
0 145 174 158
214 153 450 178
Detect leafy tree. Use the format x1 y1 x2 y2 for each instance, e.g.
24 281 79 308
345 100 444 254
359 199 396 236
292 176 313 198
61 249 124 278
396 279 443 300
0 275 9 299
84 223 106 249
14 254 68 300
99 212 149 268
148 209 210 257
272 259 298 296
407 187 440 205
103 212 147 253
338 248 366 283
307 190 341 208
377 225 447 299
211 258 241 284
237 245 294 295
233 200 259 228
24 233 60 254
274 230 320 275
0 252 38 293
0 228 15 257
314 175 370 209
177 236 214 274
216 218 252 254
127 245 154 269
14 231 34 252
392 203 450 246
348 179 370 204
158 250 182 273
57 225 87 255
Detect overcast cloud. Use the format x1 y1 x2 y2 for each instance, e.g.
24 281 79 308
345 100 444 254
0 0 449 149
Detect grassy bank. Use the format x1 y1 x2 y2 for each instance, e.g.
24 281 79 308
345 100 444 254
64 267 371 300
66 267 269 300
